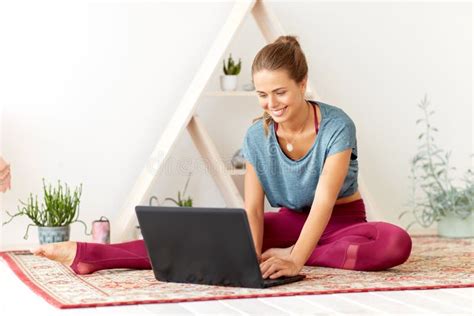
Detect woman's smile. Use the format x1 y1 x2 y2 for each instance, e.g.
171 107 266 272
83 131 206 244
269 106 288 118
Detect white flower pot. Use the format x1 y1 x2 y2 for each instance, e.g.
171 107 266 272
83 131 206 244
437 211 474 238
220 75 238 91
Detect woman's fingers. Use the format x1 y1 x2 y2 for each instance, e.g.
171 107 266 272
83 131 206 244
261 250 272 261
0 161 9 170
0 171 10 184
0 183 8 193
0 172 11 192
259 257 273 274
269 269 287 279
260 257 283 279
0 168 10 181
0 164 10 176
0 157 8 170
262 263 279 279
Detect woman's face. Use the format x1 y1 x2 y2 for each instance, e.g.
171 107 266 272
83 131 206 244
253 69 307 124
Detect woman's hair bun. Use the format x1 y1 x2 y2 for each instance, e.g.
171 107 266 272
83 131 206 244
275 35 300 47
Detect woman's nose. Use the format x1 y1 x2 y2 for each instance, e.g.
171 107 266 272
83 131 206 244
267 95 277 108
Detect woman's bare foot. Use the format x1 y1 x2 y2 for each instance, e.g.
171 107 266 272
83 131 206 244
31 241 77 266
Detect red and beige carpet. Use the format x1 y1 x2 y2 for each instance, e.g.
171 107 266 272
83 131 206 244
1 234 472 309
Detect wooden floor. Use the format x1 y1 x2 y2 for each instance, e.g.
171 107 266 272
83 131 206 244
1 259 472 315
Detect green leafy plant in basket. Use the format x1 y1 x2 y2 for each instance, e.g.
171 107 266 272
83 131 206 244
398 94 474 234
2 178 90 243
149 172 193 207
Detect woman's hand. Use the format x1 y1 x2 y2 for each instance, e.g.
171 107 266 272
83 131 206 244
261 245 294 262
0 157 11 193
260 255 303 279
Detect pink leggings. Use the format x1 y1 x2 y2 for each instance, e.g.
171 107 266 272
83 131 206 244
70 199 412 274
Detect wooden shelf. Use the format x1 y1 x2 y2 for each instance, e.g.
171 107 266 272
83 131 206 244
228 167 246 176
203 91 256 97
113 0 324 241
203 90 314 98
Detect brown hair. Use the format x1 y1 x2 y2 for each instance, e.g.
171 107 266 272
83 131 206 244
251 35 309 137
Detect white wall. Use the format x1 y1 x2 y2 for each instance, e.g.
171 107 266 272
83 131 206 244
0 0 471 248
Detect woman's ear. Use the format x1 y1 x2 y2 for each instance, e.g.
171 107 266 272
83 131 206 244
299 76 308 94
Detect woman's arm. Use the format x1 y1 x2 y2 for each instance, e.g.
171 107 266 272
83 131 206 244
244 161 265 261
290 148 353 268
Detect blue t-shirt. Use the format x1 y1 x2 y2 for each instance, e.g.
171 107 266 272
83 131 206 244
240 100 358 212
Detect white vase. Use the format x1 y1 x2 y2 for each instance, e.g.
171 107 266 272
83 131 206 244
220 75 238 91
437 211 474 238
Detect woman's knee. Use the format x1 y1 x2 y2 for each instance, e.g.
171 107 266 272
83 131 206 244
375 222 413 267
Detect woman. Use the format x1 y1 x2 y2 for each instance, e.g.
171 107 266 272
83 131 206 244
33 35 412 278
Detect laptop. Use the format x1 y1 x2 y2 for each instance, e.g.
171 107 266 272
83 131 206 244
135 205 306 288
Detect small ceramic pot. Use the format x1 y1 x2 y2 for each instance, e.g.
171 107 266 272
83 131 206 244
38 225 70 244
220 75 238 91
437 211 474 238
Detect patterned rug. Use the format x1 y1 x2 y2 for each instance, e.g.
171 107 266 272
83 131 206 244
1 234 473 309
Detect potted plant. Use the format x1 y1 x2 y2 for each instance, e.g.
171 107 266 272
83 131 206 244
220 53 241 91
149 172 193 207
140 173 193 239
399 94 474 238
2 178 90 244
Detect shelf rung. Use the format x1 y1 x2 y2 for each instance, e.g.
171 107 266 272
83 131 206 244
203 90 314 98
228 168 246 176
203 91 256 97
